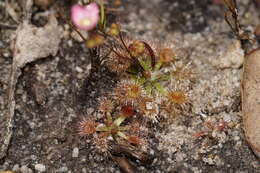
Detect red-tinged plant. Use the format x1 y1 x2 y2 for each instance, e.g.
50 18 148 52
216 121 227 131
99 98 114 113
79 118 98 136
121 105 135 117
94 132 109 153
115 80 144 105
158 48 176 63
79 101 146 152
127 136 143 145
167 90 187 105
193 119 228 140
193 131 208 138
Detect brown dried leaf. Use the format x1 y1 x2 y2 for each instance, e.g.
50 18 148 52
112 156 135 173
242 48 260 159
0 1 61 159
109 142 151 165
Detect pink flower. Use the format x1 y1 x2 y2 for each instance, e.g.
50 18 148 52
71 3 100 31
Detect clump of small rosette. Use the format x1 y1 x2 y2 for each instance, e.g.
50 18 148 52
71 2 100 31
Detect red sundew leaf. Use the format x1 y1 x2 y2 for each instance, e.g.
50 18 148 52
142 41 156 69
216 121 226 131
121 105 135 117
127 136 142 145
79 119 97 136
193 131 208 138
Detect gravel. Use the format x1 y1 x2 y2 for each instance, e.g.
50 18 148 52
34 164 46 172
0 0 259 172
72 147 79 158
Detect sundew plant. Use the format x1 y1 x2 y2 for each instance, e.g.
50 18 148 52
70 0 194 170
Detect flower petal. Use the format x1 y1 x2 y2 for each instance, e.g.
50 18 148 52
71 3 100 31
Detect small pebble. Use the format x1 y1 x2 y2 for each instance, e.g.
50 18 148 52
223 113 231 122
75 66 83 73
34 164 46 172
0 41 3 47
67 40 73 47
58 167 68 172
20 165 33 173
72 147 79 158
12 164 19 171
82 168 87 173
203 157 214 165
3 52 10 58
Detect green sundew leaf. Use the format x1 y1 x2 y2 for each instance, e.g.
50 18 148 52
142 41 156 69
154 61 162 71
136 77 147 85
117 131 128 139
96 126 110 132
145 84 153 95
106 114 113 125
127 66 139 75
152 73 171 82
102 17 107 30
98 0 105 31
130 74 139 83
113 116 126 126
153 82 166 94
118 126 129 131
138 59 150 71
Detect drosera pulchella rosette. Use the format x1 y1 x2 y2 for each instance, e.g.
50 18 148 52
105 34 140 73
78 98 148 155
93 132 110 154
158 48 176 63
160 83 191 118
98 97 114 114
114 79 145 106
78 117 98 136
106 47 132 73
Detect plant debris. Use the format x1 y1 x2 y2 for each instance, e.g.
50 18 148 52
242 48 260 159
